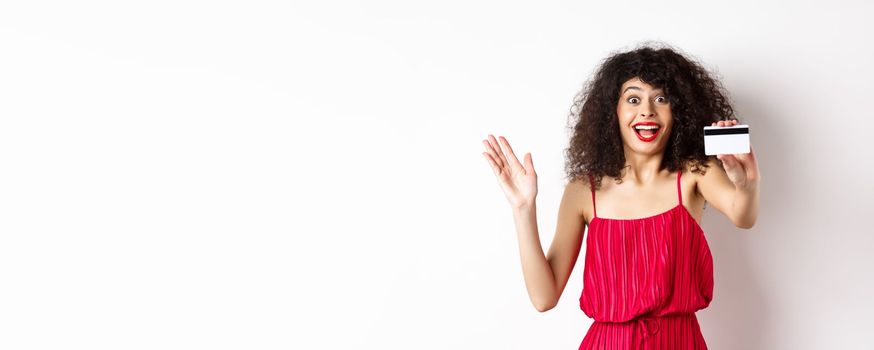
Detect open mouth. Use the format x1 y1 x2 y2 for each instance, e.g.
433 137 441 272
633 123 661 142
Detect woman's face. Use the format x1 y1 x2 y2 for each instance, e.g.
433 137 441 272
616 77 673 155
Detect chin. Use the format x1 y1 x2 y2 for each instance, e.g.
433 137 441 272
633 145 666 156
623 138 668 155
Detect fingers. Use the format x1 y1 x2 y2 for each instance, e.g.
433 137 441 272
747 143 757 161
712 119 739 127
717 154 738 171
734 148 752 162
733 143 758 175
498 135 525 171
482 134 527 174
523 152 535 174
483 135 506 169
482 151 502 177
712 119 745 164
489 135 514 169
717 153 729 163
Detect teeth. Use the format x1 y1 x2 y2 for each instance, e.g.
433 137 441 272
634 125 659 130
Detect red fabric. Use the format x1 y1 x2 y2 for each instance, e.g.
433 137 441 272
579 171 714 349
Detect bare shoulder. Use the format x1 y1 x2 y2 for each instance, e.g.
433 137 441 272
696 158 729 183
563 177 593 224
684 157 722 176
685 156 743 220
684 158 723 191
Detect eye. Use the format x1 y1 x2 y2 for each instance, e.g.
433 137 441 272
655 96 668 103
627 97 640 104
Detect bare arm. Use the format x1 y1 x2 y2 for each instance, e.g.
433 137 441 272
696 158 759 228
696 121 761 228
481 134 587 312
513 181 586 312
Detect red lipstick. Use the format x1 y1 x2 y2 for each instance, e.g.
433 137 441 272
632 122 661 142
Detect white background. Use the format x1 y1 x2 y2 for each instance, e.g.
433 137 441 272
1 1 872 349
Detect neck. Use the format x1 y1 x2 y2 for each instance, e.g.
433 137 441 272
621 147 666 183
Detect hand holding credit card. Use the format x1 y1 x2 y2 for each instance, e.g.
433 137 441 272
704 119 759 189
704 122 750 155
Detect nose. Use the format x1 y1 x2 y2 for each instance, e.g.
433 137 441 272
639 100 655 118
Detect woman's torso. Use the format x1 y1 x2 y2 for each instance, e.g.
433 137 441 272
578 168 714 322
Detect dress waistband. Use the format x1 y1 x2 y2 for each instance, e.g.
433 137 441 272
594 313 698 350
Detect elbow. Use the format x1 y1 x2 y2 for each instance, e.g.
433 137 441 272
733 218 756 229
730 210 758 229
534 299 557 313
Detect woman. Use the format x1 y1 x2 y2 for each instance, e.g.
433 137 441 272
481 44 760 349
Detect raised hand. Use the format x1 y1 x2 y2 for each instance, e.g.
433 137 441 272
711 120 760 189
482 134 538 209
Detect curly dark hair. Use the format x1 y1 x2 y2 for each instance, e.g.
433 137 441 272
565 42 736 190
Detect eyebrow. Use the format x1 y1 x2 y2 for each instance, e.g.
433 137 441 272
622 86 664 94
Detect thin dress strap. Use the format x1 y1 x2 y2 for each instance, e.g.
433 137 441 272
676 170 683 206
588 174 597 218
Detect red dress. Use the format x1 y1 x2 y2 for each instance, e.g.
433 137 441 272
579 171 714 349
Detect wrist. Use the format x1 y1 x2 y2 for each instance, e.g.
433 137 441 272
513 200 536 213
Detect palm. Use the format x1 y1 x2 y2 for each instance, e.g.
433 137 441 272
482 135 538 208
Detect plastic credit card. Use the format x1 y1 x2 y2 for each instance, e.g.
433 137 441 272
704 124 750 155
